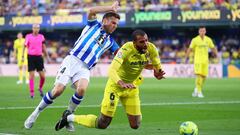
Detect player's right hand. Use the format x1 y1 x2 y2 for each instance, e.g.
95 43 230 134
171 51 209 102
117 80 136 89
111 1 119 12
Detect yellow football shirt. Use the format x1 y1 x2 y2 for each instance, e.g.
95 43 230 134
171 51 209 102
190 35 214 64
14 38 27 60
109 41 161 83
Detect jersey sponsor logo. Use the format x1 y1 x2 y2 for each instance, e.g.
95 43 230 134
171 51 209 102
130 61 148 65
117 51 123 58
94 34 107 47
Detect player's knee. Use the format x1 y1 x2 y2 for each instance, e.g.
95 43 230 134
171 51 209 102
76 87 87 96
97 115 112 129
97 123 109 129
128 115 141 129
130 122 140 129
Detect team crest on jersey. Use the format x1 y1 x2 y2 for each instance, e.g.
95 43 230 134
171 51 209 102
145 52 150 59
117 51 123 58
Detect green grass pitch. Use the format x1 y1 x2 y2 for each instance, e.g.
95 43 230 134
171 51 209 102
0 77 240 135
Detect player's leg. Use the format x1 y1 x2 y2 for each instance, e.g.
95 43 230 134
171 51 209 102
127 115 141 129
29 71 35 98
24 65 29 84
97 79 119 128
121 88 141 129
16 57 23 84
24 56 71 129
193 63 200 97
67 78 88 113
36 56 45 97
71 79 118 129
196 63 208 97
66 58 91 113
38 71 45 97
64 77 89 131
55 111 98 131
24 83 66 129
17 65 23 84
23 59 29 84
27 55 36 98
55 79 118 131
195 74 206 98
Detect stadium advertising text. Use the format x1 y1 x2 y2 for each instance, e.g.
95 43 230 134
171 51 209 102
11 16 43 27
50 14 83 26
126 9 240 27
0 64 226 78
0 17 4 26
132 12 172 24
0 9 239 30
180 10 220 23
231 9 240 21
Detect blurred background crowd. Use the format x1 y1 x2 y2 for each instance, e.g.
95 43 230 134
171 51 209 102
0 0 240 16
0 0 239 65
0 28 239 65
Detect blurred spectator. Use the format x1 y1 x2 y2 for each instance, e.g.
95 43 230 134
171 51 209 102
0 0 239 16
0 29 239 64
2 40 13 64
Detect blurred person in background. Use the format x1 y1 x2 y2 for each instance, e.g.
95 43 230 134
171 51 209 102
13 32 29 84
185 26 218 98
22 24 50 98
3 40 13 64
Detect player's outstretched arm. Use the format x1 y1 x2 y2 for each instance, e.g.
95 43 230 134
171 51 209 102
211 47 218 58
88 1 119 20
154 69 166 80
43 43 51 63
185 48 192 63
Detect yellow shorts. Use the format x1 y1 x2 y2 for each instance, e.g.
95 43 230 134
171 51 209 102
17 58 28 66
194 63 208 76
101 79 141 117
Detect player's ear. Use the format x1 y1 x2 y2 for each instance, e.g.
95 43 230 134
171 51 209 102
102 18 109 25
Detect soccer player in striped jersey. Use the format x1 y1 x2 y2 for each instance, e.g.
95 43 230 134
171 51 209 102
24 1 121 131
55 30 165 131
185 26 218 98
13 32 29 84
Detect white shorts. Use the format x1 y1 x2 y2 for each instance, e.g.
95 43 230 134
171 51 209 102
54 55 90 86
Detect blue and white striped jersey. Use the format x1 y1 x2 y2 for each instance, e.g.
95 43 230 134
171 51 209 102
70 19 119 69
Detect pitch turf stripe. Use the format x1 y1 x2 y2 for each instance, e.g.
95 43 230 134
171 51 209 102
0 133 19 135
0 101 240 110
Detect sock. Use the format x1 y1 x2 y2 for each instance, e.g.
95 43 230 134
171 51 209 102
25 71 29 82
68 93 83 113
29 79 34 96
37 91 55 111
73 114 97 128
19 70 23 82
195 76 203 93
39 77 45 91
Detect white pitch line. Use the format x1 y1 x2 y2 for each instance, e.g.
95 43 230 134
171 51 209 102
0 100 240 110
0 133 19 135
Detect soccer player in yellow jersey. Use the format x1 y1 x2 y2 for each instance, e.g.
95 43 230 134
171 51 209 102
185 26 218 98
13 32 29 84
55 30 165 131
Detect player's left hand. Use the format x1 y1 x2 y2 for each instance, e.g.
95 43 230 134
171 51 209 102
154 69 165 80
111 1 119 12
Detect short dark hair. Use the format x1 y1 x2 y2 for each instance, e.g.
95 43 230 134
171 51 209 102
199 26 206 29
103 12 120 20
132 29 146 41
